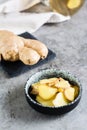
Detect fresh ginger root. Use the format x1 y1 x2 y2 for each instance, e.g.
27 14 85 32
0 30 48 65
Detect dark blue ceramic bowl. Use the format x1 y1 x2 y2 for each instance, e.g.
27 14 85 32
24 69 82 115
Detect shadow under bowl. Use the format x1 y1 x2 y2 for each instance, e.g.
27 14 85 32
24 69 82 115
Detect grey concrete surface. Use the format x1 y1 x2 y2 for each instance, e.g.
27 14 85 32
0 1 87 130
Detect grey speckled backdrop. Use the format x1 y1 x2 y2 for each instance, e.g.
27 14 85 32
0 1 87 130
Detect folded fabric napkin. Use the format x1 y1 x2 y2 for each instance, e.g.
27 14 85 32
0 0 70 34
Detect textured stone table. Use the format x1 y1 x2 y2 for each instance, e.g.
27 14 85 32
0 1 87 130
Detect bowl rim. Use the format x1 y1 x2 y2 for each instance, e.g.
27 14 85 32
24 68 82 109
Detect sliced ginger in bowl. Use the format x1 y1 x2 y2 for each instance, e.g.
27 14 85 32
30 77 79 107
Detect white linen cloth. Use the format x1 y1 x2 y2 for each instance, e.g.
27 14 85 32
0 0 70 34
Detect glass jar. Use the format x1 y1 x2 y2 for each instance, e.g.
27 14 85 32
49 0 85 16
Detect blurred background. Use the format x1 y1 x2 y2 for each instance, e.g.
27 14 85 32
0 0 85 34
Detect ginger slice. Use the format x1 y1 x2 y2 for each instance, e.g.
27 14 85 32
31 82 40 95
36 95 54 107
53 92 68 107
38 84 57 100
55 77 70 89
40 78 58 87
64 87 75 101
